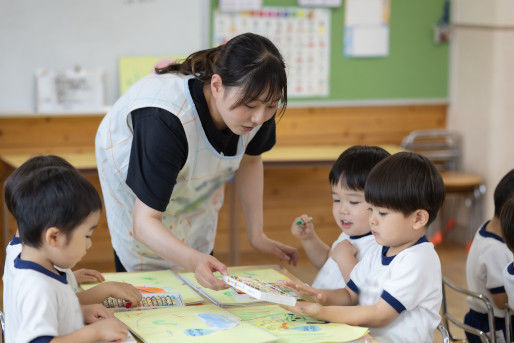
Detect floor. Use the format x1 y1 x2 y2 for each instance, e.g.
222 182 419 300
0 241 469 343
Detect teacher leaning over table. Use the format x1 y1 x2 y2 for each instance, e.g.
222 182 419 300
95 33 298 290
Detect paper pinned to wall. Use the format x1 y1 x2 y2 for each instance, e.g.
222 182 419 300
220 0 262 12
298 0 342 7
344 0 390 57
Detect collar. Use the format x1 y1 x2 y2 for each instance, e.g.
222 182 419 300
13 253 68 284
381 236 429 265
9 235 21 246
478 220 504 243
349 232 373 240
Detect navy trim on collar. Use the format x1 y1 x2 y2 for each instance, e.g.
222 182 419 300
349 232 373 240
508 264 514 276
381 236 429 265
13 254 68 284
479 221 504 243
9 235 21 245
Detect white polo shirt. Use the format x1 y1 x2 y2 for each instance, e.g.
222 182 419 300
503 264 514 309
312 232 377 289
466 221 513 317
4 254 84 343
347 236 442 343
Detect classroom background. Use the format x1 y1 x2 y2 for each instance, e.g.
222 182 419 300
0 0 513 341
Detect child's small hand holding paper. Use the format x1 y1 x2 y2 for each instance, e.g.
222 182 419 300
283 280 326 304
280 301 322 318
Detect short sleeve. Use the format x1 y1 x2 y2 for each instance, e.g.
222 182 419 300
482 246 512 293
17 282 59 342
126 107 188 211
381 249 441 314
348 248 375 295
245 115 276 155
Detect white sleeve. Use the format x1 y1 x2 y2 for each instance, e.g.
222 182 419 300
17 281 60 342
381 249 441 313
348 248 374 295
482 246 512 293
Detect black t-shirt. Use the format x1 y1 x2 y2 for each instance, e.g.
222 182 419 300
126 78 276 212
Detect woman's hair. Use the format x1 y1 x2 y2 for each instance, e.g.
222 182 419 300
156 33 287 115
365 152 445 226
329 145 391 190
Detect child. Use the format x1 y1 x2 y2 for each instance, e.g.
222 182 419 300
465 169 514 342
283 152 445 343
4 166 129 342
502 196 514 310
290 145 390 289
2 155 142 306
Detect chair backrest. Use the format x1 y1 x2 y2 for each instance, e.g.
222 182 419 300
441 277 495 342
505 302 512 343
438 323 451 343
401 129 462 171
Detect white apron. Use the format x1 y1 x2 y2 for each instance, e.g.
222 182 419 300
95 73 260 271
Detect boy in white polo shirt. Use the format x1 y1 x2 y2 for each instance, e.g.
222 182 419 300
4 166 129 343
465 169 514 343
290 145 389 289
283 152 445 343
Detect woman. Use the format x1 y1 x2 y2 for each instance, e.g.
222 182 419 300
95 33 298 290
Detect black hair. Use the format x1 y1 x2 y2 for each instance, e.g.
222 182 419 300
4 155 75 217
365 152 445 226
329 145 391 190
156 32 287 116
501 197 514 252
494 169 514 217
12 166 102 247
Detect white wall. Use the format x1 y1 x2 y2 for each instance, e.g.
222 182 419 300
0 0 209 113
449 0 514 218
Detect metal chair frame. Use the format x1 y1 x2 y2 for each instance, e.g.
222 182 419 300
442 277 496 342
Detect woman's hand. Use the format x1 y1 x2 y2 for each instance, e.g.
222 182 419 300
250 233 299 266
191 252 229 291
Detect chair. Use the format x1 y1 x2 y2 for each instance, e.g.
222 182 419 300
441 277 496 342
505 302 512 343
438 323 451 343
0 310 4 342
402 129 485 246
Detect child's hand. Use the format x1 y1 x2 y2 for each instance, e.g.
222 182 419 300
330 240 357 263
104 281 143 306
73 268 105 284
291 214 315 240
82 304 113 324
280 301 322 318
283 280 326 304
90 317 129 342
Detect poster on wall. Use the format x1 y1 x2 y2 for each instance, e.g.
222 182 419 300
35 68 107 113
344 0 390 57
213 7 331 97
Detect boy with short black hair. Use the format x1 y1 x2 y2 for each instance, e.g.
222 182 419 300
465 169 514 343
290 145 390 289
4 166 129 342
284 152 445 343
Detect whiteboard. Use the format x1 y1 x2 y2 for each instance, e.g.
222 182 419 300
0 0 209 113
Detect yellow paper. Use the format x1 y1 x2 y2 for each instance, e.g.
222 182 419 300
179 267 293 306
227 304 369 343
115 304 277 343
80 270 203 305
119 56 185 94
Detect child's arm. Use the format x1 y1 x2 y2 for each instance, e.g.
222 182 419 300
330 240 358 282
73 268 105 284
284 281 356 306
77 281 142 306
491 292 508 310
290 214 330 269
50 318 128 343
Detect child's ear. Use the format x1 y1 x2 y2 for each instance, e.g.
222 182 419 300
412 209 429 230
44 227 65 247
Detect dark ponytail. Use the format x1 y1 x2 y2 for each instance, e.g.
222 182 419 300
156 33 287 115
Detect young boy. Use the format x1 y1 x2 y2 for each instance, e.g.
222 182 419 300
2 155 142 306
283 152 445 343
465 169 514 342
290 145 390 289
501 196 514 310
4 166 129 342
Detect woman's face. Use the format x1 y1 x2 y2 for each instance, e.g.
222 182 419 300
210 75 279 135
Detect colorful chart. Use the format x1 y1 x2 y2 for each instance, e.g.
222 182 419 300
115 304 277 343
80 270 203 305
227 304 368 342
